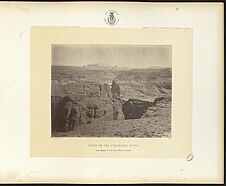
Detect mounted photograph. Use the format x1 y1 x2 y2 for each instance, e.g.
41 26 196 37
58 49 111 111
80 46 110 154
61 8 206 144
31 27 192 158
51 45 172 138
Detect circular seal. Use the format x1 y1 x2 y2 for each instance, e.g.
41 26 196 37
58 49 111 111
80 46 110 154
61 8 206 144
104 10 119 26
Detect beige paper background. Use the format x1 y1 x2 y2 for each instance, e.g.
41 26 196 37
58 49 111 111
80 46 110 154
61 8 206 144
30 27 192 158
0 2 223 183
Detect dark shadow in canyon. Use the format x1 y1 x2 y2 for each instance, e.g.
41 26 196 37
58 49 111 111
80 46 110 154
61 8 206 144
122 97 165 120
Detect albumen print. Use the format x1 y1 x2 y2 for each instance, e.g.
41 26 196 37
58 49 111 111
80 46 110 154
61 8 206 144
51 45 172 138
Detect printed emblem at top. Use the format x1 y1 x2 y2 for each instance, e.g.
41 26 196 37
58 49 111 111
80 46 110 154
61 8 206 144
104 10 119 26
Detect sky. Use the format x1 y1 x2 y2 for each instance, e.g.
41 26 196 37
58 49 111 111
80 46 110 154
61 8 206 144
52 45 172 68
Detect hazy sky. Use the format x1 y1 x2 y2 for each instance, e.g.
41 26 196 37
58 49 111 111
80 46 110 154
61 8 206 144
52 45 171 68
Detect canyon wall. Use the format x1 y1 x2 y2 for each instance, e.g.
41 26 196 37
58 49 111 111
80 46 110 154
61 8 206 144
51 67 172 134
51 81 124 132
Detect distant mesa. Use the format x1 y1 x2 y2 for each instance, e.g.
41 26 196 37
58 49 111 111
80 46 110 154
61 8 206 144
52 64 170 70
84 64 130 71
147 66 171 69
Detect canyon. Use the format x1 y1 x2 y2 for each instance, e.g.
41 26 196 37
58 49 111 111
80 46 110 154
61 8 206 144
51 66 172 138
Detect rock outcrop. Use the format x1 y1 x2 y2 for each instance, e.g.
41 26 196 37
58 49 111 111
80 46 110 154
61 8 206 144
51 80 125 133
51 66 172 134
113 99 125 120
122 97 166 120
111 80 120 97
52 81 113 99
51 66 172 137
141 97 171 125
122 99 152 120
113 68 172 102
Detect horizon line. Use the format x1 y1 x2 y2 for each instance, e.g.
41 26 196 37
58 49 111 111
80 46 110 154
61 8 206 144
51 64 172 68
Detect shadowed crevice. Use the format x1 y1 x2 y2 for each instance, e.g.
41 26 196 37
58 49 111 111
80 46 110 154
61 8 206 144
122 97 165 120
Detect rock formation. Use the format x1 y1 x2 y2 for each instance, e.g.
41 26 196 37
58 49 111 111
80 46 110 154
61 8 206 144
122 97 166 120
113 68 172 101
51 80 125 133
51 66 172 135
122 99 152 120
111 80 120 97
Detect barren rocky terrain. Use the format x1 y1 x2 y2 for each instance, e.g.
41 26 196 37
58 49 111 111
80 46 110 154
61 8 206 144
51 65 172 138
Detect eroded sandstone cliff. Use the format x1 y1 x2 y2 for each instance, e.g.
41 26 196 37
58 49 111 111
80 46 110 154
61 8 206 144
51 80 125 133
51 66 172 137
